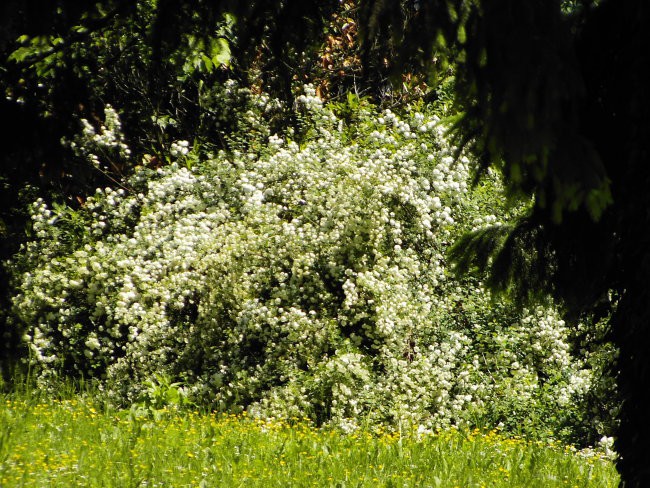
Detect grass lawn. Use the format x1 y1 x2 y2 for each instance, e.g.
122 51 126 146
0 392 618 487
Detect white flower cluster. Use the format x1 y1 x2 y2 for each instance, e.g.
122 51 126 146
10 90 600 440
470 214 500 231
65 104 131 169
170 140 190 158
296 84 323 111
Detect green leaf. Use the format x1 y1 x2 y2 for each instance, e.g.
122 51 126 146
201 53 214 72
8 47 33 63
211 37 231 66
457 25 466 44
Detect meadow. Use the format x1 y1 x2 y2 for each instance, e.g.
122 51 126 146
0 388 618 488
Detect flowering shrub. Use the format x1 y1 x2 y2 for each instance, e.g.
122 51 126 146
9 85 613 443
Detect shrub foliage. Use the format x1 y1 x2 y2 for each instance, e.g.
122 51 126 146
8 86 614 443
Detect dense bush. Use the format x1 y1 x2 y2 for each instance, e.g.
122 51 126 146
8 85 616 444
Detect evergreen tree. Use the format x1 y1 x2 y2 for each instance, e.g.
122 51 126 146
431 2 648 485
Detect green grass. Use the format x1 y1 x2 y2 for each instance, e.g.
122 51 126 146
0 392 618 487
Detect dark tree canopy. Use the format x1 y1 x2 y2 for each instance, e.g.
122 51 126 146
3 0 650 485
439 2 649 485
